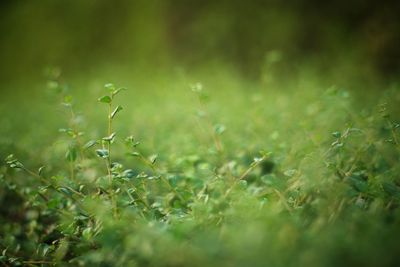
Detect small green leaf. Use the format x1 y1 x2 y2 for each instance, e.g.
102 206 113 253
111 105 123 119
5 154 15 162
383 182 400 198
252 157 264 165
98 95 112 103
37 243 51 257
38 166 45 176
104 83 116 91
82 227 92 240
83 140 97 150
130 152 140 157
111 162 123 171
102 132 116 142
59 187 71 196
137 172 148 178
5 154 24 169
332 131 341 138
54 238 69 261
125 136 140 147
123 169 135 178
214 124 226 135
331 140 343 148
66 147 77 162
149 154 158 164
112 87 126 97
96 149 109 158
148 175 161 180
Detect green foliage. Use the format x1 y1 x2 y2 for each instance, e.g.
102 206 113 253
1 79 400 267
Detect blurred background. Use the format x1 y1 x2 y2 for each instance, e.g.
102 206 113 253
1 0 400 88
1 0 400 158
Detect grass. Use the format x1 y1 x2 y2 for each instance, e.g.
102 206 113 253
1 68 400 266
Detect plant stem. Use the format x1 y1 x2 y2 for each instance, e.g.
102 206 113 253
224 155 266 198
106 101 118 218
107 103 113 185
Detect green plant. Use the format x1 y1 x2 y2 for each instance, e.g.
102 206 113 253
1 80 400 267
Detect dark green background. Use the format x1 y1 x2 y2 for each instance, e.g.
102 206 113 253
1 0 399 88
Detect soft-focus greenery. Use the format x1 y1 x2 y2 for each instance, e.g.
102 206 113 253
1 1 400 267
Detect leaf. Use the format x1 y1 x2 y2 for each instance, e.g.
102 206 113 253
149 154 158 164
54 238 69 261
253 157 264 164
96 149 109 158
59 128 70 133
383 182 400 198
130 152 140 157
5 154 15 163
98 95 112 103
123 169 135 178
332 131 341 138
104 83 115 91
111 105 123 119
38 166 45 176
137 172 148 178
82 227 92 240
125 136 140 147
348 176 368 193
83 140 97 150
5 154 24 169
59 187 71 196
331 140 343 148
214 124 226 135
65 147 77 162
112 87 126 97
148 175 161 180
37 243 51 257
111 162 123 171
102 132 116 142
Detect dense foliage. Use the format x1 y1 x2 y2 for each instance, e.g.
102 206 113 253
1 72 400 266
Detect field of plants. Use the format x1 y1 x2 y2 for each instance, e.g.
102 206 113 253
1 1 400 266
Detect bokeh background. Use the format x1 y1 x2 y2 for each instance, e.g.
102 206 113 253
1 0 400 86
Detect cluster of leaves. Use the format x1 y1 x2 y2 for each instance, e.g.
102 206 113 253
1 80 400 267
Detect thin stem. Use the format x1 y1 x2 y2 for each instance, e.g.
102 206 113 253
196 95 223 153
21 167 86 212
224 156 266 198
138 154 185 202
107 103 113 185
238 156 266 180
126 188 149 214
273 189 293 213
106 101 118 218
69 106 84 159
